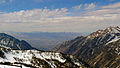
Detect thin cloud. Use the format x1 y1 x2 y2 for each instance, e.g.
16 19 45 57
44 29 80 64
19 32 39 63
0 0 13 4
109 0 114 2
72 3 96 10
84 3 96 10
72 4 82 9
102 2 120 9
32 0 50 3
0 0 6 4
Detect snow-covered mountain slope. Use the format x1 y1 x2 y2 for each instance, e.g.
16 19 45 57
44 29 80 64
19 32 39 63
0 65 21 68
54 26 120 68
0 45 89 68
87 26 120 40
0 33 35 50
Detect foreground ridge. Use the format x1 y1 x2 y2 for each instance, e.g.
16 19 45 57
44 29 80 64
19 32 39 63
0 47 89 68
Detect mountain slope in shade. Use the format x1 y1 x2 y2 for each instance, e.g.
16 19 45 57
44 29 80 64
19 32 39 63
0 33 35 50
54 26 120 68
0 45 89 68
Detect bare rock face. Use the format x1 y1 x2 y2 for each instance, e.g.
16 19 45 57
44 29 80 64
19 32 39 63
54 26 120 68
0 33 35 50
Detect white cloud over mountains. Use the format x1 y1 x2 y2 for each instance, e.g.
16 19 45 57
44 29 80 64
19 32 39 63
0 8 68 23
0 2 120 32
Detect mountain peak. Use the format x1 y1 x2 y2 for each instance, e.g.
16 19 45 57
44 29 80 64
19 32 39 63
87 26 120 39
105 26 120 33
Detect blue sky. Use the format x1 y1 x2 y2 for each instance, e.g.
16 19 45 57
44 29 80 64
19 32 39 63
0 0 120 32
0 0 119 12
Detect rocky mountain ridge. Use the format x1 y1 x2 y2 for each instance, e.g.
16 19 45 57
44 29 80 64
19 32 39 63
0 33 35 50
54 26 120 68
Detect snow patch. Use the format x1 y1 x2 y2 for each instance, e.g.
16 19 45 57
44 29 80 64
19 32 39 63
106 37 120 45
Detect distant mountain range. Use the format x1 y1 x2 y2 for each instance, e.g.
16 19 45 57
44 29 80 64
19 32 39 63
0 33 89 68
6 32 87 51
54 26 120 68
